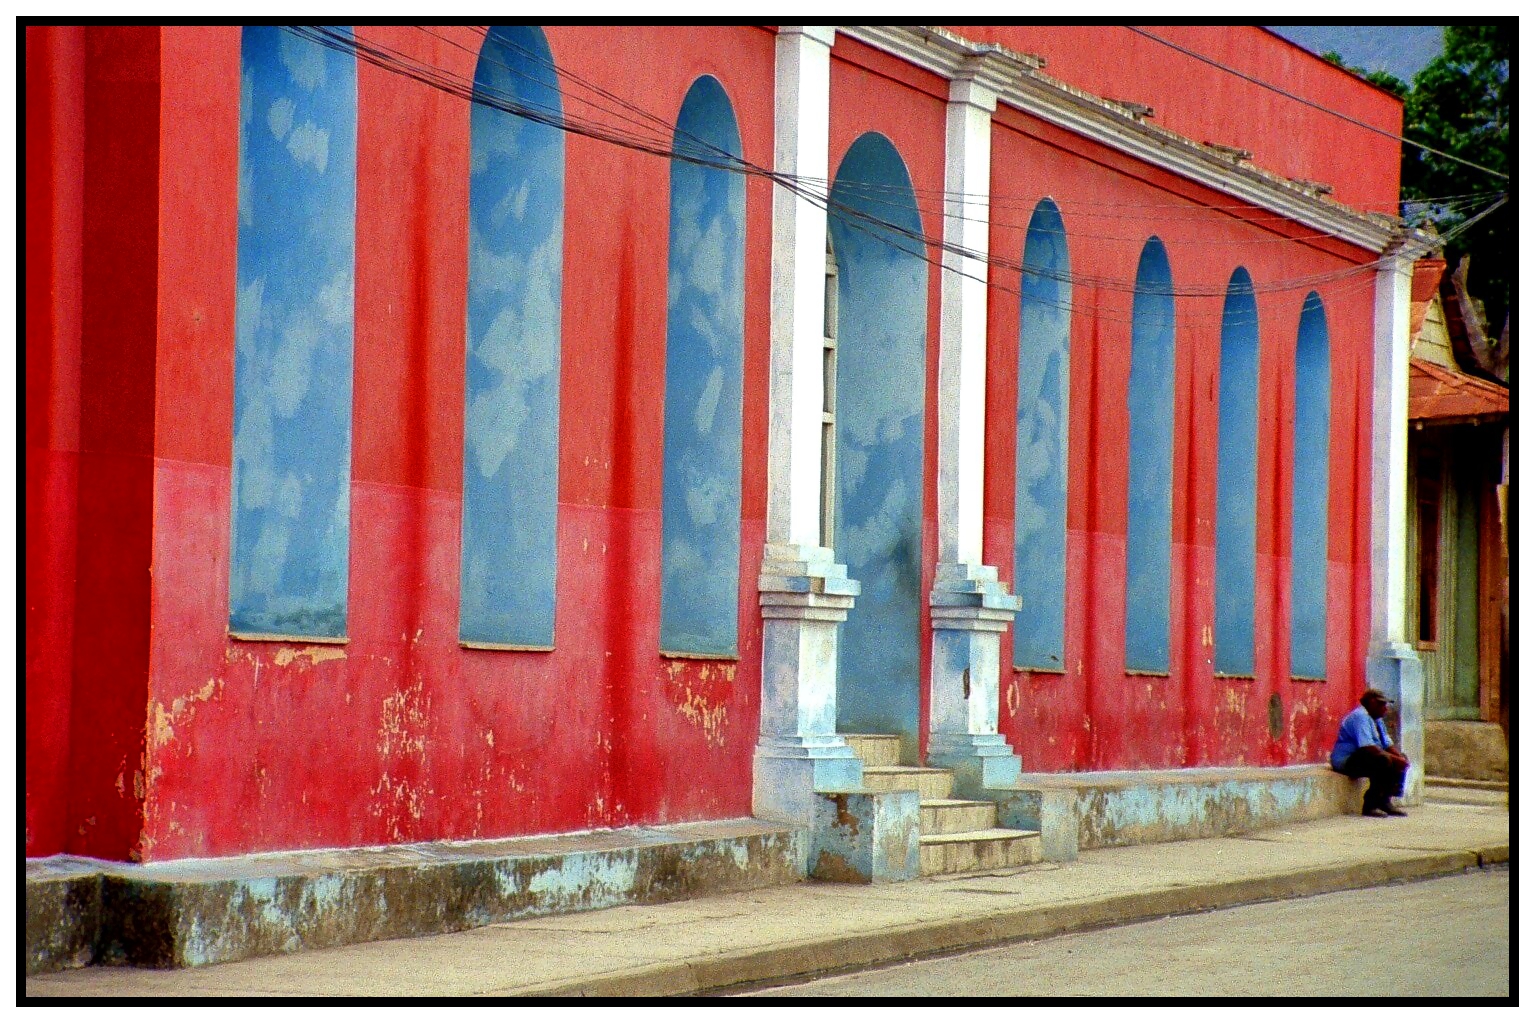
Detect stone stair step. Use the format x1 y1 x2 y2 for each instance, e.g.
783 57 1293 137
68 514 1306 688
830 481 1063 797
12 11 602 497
842 734 903 768
859 766 954 800
1425 784 1507 806
920 798 997 835
1425 776 1508 791
918 828 1042 876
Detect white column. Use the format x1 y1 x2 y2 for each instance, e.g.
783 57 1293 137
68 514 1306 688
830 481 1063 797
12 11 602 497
755 25 862 830
926 55 1023 797
767 25 835 549
937 75 995 564
1366 245 1423 804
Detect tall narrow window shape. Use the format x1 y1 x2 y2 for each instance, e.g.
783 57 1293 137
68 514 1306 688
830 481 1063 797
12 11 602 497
230 26 357 639
1125 238 1175 671
828 133 927 751
659 76 745 657
1215 268 1260 674
460 27 564 648
1290 292 1330 677
1014 198 1071 670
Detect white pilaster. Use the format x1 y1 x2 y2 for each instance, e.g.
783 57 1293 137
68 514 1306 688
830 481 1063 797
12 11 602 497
1370 250 1414 646
938 71 997 565
767 25 835 549
756 26 863 831
1366 244 1423 804
927 55 1023 796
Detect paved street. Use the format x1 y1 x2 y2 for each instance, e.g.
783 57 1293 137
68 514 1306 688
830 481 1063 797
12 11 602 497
742 866 1509 998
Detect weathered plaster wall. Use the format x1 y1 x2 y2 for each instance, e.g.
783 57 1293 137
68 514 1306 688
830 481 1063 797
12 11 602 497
827 36 948 763
25 25 86 859
27 24 1389 862
983 102 1377 772
948 24 1404 212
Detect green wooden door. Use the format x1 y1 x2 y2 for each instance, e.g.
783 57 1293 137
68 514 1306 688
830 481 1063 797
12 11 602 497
1412 435 1481 720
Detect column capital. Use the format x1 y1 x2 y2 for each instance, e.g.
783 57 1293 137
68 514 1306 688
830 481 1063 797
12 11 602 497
949 49 1025 110
778 25 836 48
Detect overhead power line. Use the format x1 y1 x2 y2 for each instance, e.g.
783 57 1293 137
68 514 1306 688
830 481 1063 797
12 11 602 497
277 25 1498 328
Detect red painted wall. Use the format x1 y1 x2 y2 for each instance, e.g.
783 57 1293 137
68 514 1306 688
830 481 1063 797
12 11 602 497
948 25 1404 213
27 25 1391 861
983 104 1376 771
131 25 780 861
25 26 85 858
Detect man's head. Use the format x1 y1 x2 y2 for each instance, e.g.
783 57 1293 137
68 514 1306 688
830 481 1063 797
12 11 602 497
1360 689 1391 719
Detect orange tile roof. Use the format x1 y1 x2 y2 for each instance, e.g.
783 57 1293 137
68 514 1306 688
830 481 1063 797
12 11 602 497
1408 357 1508 422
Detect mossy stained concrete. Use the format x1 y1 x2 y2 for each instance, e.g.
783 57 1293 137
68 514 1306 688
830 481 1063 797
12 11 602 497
26 818 804 973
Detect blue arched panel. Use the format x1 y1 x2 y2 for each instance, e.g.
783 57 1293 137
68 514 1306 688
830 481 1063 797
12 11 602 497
460 26 564 647
659 76 745 656
1290 292 1330 678
1014 198 1071 670
828 133 927 748
1125 238 1175 671
1215 268 1259 674
230 26 357 639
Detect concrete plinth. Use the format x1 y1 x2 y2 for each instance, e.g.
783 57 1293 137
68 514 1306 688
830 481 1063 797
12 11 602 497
25 819 806 973
994 765 1368 854
756 543 864 829
926 562 1021 797
25 858 103 975
809 790 920 883
1367 641 1425 804
990 786 1080 862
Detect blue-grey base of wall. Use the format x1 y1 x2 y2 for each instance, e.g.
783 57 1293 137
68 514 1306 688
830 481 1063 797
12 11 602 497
25 819 805 975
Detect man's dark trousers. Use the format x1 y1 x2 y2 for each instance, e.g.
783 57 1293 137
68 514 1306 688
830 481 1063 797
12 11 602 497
1338 748 1406 811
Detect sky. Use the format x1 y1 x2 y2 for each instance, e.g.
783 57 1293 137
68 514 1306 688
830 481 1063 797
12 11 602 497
1265 25 1445 84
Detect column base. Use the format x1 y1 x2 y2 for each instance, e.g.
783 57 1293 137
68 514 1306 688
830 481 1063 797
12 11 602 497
928 732 1022 796
1367 641 1425 805
753 740 864 830
927 562 1020 797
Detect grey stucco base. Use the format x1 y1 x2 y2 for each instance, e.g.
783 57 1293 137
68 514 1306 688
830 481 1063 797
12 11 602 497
809 790 921 883
991 765 1369 856
25 818 806 974
24 859 103 975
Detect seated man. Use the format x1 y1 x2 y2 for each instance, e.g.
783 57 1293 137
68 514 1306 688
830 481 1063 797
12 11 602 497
1330 689 1409 817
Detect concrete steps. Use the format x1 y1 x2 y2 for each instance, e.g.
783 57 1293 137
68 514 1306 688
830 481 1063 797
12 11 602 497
849 734 1040 877
860 766 957 801
919 828 1043 876
1425 776 1508 806
920 798 997 834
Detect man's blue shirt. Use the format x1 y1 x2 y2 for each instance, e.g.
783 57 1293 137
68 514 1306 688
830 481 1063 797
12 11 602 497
1331 705 1392 771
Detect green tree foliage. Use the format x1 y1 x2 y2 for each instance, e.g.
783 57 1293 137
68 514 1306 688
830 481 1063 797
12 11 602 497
1321 29 1509 332
1400 25 1511 332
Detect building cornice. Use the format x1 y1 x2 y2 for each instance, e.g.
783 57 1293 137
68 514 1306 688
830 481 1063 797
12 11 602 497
838 25 1416 254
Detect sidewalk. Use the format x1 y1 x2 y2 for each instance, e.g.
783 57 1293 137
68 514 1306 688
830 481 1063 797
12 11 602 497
24 800 1509 998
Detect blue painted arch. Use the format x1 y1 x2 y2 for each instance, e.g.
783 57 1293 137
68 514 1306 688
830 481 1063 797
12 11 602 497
1214 267 1260 675
1013 198 1071 671
1124 238 1175 672
1289 292 1331 678
828 133 927 750
659 76 746 657
230 26 358 639
459 26 565 648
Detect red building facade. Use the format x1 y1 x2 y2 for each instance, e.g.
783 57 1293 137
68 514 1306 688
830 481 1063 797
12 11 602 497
26 24 1413 865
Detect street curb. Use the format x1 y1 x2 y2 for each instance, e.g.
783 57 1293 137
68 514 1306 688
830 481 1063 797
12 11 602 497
508 844 1508 997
